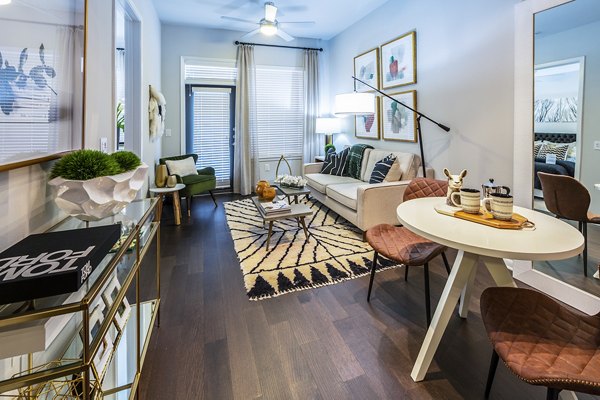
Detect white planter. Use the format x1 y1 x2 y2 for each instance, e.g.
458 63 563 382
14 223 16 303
49 164 148 221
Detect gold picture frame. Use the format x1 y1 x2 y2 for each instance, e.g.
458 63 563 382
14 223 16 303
355 99 380 140
0 0 87 172
381 90 418 142
354 47 380 92
380 31 417 90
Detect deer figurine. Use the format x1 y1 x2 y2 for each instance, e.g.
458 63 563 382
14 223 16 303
444 168 467 206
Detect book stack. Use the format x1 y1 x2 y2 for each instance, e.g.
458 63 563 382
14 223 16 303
260 200 291 215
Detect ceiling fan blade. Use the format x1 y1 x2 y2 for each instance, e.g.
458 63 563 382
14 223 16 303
217 0 260 14
240 28 262 40
276 5 309 17
279 21 316 25
221 16 259 25
264 3 278 22
276 29 295 42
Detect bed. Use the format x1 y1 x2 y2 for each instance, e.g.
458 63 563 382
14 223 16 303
533 133 576 193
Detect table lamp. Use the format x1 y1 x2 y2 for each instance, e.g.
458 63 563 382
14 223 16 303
315 117 341 152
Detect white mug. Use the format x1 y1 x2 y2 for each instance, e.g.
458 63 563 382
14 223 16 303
482 193 514 221
451 188 481 214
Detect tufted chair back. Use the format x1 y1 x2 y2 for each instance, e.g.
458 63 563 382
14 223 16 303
403 178 448 202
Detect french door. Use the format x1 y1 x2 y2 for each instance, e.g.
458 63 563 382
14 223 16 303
185 85 235 189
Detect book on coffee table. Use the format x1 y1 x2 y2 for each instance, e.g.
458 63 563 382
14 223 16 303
260 200 291 215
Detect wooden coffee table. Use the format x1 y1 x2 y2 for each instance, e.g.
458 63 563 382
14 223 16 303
251 196 313 250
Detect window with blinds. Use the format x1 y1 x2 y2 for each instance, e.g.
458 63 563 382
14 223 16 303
184 62 237 84
255 67 305 159
187 86 233 188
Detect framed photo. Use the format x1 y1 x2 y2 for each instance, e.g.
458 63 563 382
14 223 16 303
381 90 417 142
380 31 416 89
354 48 379 92
0 0 87 172
101 275 131 332
355 100 380 139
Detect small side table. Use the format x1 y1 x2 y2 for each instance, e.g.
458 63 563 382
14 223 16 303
314 155 325 162
150 184 185 225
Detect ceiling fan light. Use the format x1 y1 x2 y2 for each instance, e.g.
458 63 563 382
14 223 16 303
265 2 277 22
260 22 277 36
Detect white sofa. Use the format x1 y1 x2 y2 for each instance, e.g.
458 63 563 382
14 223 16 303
303 149 433 231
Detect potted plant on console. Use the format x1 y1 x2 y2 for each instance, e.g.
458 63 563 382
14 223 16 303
49 150 148 221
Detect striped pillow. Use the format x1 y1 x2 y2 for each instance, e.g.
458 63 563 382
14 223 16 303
369 154 397 184
538 142 569 161
321 148 350 176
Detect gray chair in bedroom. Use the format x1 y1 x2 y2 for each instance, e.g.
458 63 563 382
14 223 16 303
538 172 600 276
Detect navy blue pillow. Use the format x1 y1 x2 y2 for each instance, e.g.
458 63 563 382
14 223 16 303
321 148 350 176
369 154 397 184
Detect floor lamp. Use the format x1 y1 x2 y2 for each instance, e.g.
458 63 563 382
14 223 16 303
347 76 451 178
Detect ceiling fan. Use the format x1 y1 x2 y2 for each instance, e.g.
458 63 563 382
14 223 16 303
221 1 315 42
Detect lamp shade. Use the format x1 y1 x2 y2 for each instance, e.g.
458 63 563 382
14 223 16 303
334 92 375 116
315 117 340 134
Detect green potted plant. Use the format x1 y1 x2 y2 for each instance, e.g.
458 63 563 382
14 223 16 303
48 150 148 221
324 143 336 154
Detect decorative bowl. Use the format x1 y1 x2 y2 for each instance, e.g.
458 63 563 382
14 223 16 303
256 180 270 198
49 164 148 221
261 186 277 202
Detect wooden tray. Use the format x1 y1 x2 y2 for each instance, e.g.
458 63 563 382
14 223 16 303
434 204 529 230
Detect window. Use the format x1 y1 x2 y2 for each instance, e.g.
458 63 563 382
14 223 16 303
255 67 305 159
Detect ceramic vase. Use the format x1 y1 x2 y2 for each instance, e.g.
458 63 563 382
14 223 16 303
166 175 177 188
256 180 270 199
262 186 277 202
155 165 168 188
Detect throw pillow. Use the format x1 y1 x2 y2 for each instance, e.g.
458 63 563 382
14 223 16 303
533 141 544 157
369 154 397 184
321 148 350 176
384 158 402 182
538 142 569 161
165 157 198 177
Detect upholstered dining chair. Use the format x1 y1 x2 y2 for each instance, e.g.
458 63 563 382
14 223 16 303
160 154 217 216
365 178 451 326
481 287 600 400
538 172 600 276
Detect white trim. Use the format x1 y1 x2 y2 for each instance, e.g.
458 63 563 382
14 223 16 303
513 0 600 317
180 56 186 154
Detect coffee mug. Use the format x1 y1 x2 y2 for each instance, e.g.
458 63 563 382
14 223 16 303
451 188 481 214
482 193 514 221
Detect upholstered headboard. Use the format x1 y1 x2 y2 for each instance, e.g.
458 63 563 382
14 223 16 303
534 133 576 143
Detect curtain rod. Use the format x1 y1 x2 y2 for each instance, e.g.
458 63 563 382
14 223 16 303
0 17 83 30
234 41 323 52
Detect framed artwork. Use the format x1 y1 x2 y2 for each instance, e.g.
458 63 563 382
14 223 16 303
0 0 87 172
381 90 417 142
355 99 380 139
380 31 416 89
354 48 379 92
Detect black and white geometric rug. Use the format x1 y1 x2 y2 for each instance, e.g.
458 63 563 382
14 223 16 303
224 198 399 300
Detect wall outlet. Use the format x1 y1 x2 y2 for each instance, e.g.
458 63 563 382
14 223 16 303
165 128 172 137
594 141 600 150
100 137 108 153
264 164 270 172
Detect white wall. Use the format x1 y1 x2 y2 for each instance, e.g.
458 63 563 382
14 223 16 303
327 0 518 189
0 0 161 250
535 21 600 214
160 25 327 180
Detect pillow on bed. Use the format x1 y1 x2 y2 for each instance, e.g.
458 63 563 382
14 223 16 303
538 142 570 161
534 141 544 157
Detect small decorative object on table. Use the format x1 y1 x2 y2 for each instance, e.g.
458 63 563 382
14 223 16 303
261 186 277 202
274 174 307 189
324 144 336 154
166 175 177 188
482 178 510 198
443 168 467 207
155 164 168 188
256 180 270 199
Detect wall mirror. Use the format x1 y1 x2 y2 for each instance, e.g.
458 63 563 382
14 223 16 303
531 0 600 296
0 0 86 172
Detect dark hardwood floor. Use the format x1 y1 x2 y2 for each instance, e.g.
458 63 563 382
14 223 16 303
138 194 599 400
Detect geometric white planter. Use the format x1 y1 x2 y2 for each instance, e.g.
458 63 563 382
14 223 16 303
48 164 148 221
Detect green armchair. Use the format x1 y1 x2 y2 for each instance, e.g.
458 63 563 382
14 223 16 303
159 154 217 216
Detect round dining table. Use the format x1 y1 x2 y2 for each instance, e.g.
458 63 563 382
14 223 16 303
396 197 584 382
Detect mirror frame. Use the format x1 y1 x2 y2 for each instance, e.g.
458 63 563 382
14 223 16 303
513 0 600 314
0 0 88 173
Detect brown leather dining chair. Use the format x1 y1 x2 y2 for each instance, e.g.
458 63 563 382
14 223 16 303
537 172 600 276
481 287 600 400
365 178 451 326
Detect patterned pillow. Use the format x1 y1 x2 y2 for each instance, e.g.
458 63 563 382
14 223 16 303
321 148 350 176
369 154 397 184
538 142 569 161
534 141 544 157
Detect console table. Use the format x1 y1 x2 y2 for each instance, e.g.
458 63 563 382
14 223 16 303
0 199 161 399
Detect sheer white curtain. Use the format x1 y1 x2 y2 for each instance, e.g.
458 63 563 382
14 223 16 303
303 49 320 163
234 44 258 195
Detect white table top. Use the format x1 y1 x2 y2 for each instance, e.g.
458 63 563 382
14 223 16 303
397 197 584 261
149 183 185 193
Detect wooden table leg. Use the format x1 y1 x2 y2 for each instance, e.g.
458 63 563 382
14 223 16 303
410 250 479 382
299 217 309 239
266 221 273 250
172 191 182 226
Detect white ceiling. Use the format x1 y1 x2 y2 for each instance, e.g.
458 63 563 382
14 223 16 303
151 0 390 40
535 0 600 37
